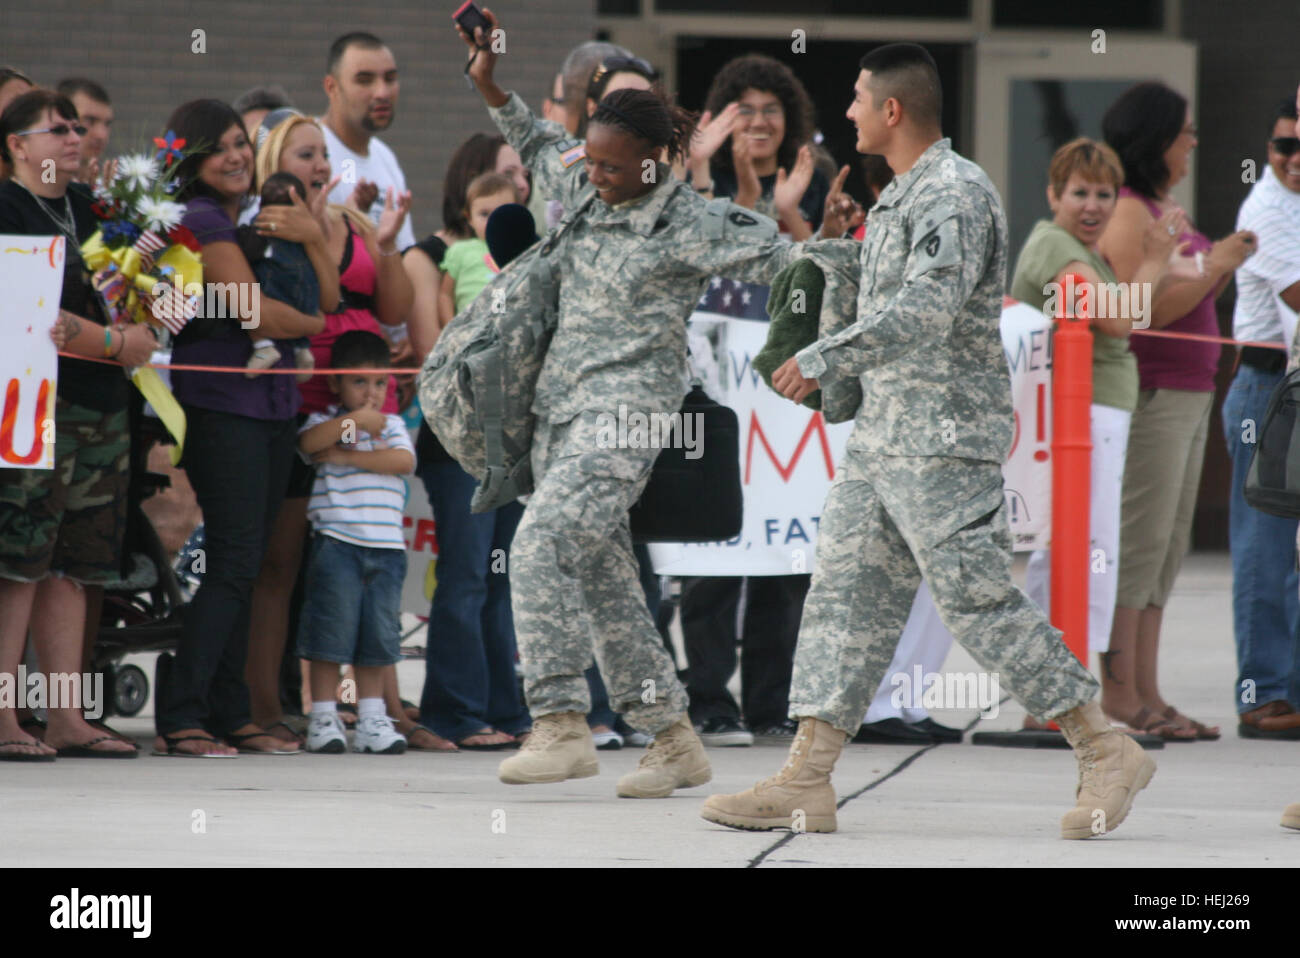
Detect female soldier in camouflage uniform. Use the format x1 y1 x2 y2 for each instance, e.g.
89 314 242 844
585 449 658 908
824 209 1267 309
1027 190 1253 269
458 11 810 796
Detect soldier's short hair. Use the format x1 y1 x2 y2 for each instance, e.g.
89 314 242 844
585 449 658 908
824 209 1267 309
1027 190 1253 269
1047 138 1124 197
858 43 942 129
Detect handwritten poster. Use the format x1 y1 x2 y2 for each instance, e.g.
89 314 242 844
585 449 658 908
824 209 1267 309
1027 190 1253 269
0 234 63 470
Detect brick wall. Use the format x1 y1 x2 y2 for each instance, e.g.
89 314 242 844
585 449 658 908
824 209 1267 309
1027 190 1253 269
0 0 595 238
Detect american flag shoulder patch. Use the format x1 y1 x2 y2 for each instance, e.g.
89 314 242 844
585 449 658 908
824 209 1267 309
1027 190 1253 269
555 139 586 168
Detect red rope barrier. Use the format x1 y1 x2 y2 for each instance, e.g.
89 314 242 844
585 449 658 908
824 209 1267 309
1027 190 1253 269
56 324 1287 377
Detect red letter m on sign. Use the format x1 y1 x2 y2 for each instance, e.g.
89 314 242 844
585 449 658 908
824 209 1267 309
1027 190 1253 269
744 410 835 484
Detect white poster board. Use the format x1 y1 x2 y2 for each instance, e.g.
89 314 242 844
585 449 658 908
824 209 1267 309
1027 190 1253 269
648 295 1054 576
396 295 1055 608
0 234 63 470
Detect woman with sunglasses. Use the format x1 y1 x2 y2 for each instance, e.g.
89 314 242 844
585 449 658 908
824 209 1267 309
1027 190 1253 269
0 89 156 760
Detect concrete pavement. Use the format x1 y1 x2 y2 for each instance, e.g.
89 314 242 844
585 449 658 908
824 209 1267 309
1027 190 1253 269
2 553 1298 867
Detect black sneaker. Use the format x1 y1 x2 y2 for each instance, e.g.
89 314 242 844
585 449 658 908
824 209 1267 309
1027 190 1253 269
750 718 798 744
695 716 753 747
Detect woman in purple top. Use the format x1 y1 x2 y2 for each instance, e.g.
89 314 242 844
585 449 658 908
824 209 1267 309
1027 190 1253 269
154 100 334 758
1097 82 1256 741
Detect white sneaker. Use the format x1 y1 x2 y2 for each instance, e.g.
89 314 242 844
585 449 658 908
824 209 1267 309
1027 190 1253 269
592 728 624 750
354 713 408 754
307 711 347 753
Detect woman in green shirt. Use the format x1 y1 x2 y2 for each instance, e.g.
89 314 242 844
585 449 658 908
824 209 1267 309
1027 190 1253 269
1009 137 1188 738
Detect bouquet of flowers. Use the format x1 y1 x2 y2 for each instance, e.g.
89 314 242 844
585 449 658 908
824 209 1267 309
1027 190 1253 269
80 131 203 336
78 131 204 461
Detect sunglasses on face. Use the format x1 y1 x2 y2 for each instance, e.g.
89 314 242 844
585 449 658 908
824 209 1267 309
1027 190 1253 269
1270 136 1300 157
16 123 87 139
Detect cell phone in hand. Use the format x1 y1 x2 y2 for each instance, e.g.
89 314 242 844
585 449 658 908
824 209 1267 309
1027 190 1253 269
453 0 492 47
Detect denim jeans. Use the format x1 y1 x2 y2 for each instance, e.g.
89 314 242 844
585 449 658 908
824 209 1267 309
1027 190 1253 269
1222 364 1300 712
680 574 809 727
157 407 295 736
417 458 530 740
297 534 406 667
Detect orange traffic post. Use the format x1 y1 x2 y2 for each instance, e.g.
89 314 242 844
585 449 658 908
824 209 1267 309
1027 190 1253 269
1049 272 1093 667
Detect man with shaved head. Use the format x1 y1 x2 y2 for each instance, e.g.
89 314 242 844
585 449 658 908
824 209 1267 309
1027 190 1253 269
703 43 1157 839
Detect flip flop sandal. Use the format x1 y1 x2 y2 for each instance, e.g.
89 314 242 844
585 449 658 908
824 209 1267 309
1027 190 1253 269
404 724 459 752
225 730 303 754
1132 706 1196 742
262 720 306 747
55 735 139 759
153 733 237 758
19 716 47 736
1163 706 1221 740
86 720 141 749
455 728 517 751
0 739 56 762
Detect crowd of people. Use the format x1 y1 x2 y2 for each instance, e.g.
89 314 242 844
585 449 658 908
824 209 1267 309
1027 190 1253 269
0 17 1298 822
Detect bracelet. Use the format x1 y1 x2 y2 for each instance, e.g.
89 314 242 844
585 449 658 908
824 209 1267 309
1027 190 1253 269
110 328 124 358
104 326 114 357
378 244 401 257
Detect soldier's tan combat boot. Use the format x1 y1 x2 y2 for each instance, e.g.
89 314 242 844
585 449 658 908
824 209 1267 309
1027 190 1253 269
498 711 598 784
616 716 711 798
699 717 844 832
1282 803 1300 830
1055 701 1156 839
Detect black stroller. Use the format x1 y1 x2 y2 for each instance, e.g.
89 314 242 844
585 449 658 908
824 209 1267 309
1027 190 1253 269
91 392 189 719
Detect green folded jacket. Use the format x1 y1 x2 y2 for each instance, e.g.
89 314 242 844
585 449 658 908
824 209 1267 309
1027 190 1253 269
754 257 827 411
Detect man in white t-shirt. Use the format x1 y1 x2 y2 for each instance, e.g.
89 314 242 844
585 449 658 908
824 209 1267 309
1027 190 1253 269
1228 99 1300 740
320 31 416 251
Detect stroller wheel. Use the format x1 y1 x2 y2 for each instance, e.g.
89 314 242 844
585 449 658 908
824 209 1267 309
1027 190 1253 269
113 664 149 717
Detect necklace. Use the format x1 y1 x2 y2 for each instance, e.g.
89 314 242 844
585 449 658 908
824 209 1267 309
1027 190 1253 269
12 176 78 240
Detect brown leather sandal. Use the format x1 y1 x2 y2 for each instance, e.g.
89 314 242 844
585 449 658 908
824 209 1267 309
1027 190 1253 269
1163 706 1220 740
1131 706 1197 741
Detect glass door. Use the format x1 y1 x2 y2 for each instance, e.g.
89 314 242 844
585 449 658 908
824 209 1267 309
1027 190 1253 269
974 36 1197 257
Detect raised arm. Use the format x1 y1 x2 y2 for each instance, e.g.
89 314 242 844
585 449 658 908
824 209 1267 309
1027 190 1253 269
457 9 580 203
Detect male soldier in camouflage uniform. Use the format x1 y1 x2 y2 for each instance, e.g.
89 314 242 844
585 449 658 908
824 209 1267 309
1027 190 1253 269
702 44 1157 838
458 12 809 796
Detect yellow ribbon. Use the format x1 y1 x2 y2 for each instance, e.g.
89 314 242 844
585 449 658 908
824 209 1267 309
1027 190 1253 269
82 228 205 463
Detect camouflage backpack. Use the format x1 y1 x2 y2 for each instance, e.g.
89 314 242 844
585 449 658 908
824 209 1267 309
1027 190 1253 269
418 195 594 513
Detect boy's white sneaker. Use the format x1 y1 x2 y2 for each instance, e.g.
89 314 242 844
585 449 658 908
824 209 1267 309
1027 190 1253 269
306 711 348 754
354 713 408 754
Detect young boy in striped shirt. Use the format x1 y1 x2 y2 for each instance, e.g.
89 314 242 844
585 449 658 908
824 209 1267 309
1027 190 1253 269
298 330 416 754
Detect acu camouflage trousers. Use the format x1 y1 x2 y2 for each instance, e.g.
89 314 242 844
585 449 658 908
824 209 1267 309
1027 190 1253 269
510 410 689 733
790 450 1098 733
